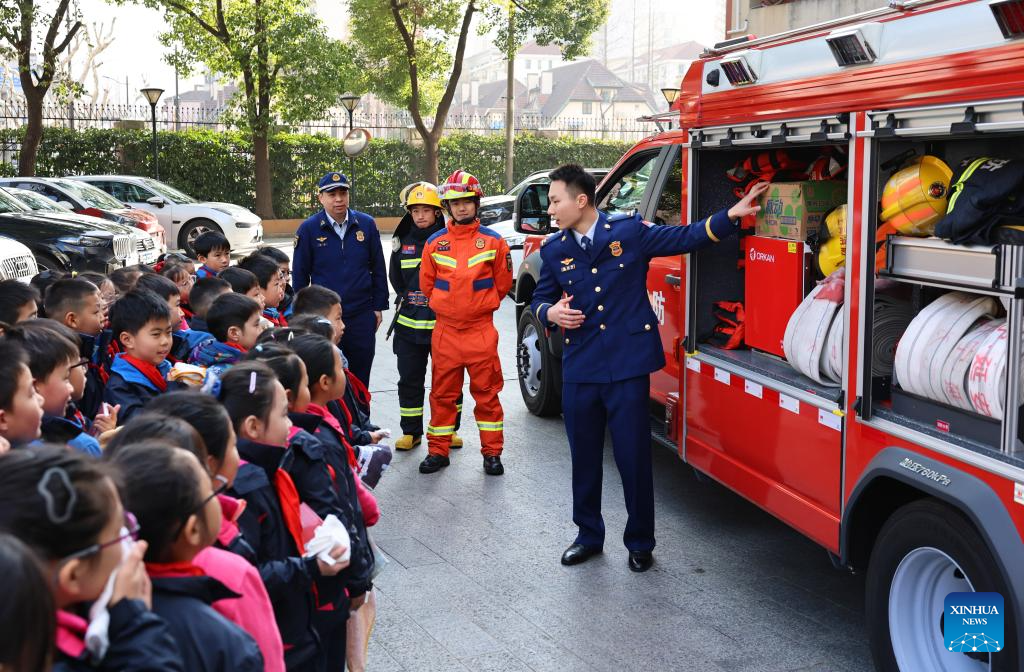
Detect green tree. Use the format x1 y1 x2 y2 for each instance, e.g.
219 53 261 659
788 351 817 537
0 0 83 175
348 0 606 185
141 0 355 220
485 0 607 188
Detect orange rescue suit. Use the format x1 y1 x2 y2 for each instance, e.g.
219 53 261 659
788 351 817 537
420 220 513 457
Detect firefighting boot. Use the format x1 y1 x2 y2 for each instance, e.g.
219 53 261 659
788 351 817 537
483 456 504 476
395 435 421 451
450 432 463 449
419 454 450 474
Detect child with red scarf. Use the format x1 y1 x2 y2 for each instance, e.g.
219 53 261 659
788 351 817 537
104 290 180 424
189 294 264 375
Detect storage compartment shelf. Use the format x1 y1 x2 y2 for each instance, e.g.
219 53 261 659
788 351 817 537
697 344 843 405
880 236 1024 294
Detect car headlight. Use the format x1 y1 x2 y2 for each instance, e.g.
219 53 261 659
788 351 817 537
59 235 108 247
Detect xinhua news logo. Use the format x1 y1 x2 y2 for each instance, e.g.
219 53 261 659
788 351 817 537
944 592 1004 654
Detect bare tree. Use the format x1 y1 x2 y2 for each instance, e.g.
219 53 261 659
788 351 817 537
59 19 115 105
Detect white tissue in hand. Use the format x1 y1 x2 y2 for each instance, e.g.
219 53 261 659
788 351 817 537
303 514 351 565
378 428 392 439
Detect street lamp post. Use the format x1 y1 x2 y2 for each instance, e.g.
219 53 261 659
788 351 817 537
660 87 679 129
140 88 164 179
339 92 361 196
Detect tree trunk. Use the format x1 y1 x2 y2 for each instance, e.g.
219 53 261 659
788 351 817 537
503 8 515 191
19 88 44 176
253 130 275 219
423 132 440 185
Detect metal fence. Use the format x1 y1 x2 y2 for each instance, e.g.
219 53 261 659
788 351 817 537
0 102 656 141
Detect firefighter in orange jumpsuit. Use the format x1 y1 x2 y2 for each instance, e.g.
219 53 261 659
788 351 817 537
419 170 513 476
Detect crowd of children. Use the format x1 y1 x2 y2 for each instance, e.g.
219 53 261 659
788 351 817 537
0 230 391 672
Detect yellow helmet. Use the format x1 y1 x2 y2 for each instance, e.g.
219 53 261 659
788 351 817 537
400 182 441 209
880 155 953 236
818 204 847 276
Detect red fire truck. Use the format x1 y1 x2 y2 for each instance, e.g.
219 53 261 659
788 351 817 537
511 1 1024 670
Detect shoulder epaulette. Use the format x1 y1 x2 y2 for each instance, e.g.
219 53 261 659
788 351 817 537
540 230 562 247
477 226 503 241
606 210 643 225
426 227 450 244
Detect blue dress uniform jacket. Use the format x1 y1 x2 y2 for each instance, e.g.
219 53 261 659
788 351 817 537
292 209 389 316
531 209 737 383
530 207 736 553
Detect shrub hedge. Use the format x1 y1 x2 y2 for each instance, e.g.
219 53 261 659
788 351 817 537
0 127 635 218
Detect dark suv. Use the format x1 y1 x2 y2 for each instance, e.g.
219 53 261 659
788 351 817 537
0 187 140 273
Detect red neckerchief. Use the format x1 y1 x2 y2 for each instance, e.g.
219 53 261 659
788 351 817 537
223 342 248 353
121 355 168 392
274 468 305 554
145 560 206 578
56 609 88 659
306 402 358 468
346 368 371 406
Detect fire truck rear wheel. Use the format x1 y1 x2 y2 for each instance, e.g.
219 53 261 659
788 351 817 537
516 309 561 417
866 498 1015 672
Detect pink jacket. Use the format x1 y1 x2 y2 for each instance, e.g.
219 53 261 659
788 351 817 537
352 467 380 527
194 501 286 672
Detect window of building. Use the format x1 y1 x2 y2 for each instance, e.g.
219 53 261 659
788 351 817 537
582 101 593 115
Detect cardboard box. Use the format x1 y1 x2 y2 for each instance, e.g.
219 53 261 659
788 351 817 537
755 181 847 241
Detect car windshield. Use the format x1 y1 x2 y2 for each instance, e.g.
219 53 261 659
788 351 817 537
52 179 127 210
0 188 32 214
139 178 198 204
508 172 550 197
9 189 65 211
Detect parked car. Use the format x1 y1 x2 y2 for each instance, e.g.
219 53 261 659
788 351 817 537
477 168 609 227
0 235 38 282
477 168 608 281
0 187 142 274
74 175 263 256
0 177 166 256
7 187 159 266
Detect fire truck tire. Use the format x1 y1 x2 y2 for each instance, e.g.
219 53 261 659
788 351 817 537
866 498 1016 672
516 309 562 417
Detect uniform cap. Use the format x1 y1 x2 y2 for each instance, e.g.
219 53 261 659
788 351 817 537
318 172 350 192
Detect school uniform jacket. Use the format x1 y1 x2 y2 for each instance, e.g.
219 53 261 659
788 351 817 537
78 330 112 420
103 355 174 424
531 209 736 384
149 574 264 672
292 208 388 316
54 599 185 672
229 440 322 670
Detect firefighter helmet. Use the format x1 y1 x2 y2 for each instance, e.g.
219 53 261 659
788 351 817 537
880 155 953 236
439 170 484 201
817 204 847 277
401 181 442 209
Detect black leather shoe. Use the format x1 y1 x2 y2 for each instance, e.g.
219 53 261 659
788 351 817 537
628 551 653 573
418 454 450 474
561 543 602 566
483 456 504 476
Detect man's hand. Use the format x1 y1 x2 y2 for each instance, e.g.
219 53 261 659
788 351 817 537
374 311 382 331
546 295 584 330
728 181 771 220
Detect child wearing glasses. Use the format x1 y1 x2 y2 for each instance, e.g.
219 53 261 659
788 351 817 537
0 445 185 671
111 441 265 671
6 320 108 456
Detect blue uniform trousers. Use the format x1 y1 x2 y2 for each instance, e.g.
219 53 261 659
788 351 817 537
341 309 376 387
563 374 655 552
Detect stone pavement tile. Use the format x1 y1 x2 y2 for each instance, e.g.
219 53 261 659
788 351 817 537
417 614 505 660
376 536 447 568
462 651 535 672
364 641 406 672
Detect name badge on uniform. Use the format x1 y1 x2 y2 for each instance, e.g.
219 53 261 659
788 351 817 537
560 257 575 272
437 239 450 252
317 236 328 247
356 230 365 242
402 244 417 254
610 241 623 257
475 238 485 249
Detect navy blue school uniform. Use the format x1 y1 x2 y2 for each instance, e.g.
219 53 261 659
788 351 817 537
229 439 322 671
54 599 185 672
40 413 101 456
104 354 175 424
292 207 388 386
171 327 214 363
531 209 736 553
196 264 220 279
188 314 210 333
149 573 263 671
78 330 112 420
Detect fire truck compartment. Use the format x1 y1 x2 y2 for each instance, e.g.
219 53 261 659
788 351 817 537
863 126 1024 462
690 143 845 402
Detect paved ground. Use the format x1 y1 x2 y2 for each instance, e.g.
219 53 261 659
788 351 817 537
271 236 876 672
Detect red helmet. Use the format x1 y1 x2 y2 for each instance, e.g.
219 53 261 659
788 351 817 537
439 170 484 201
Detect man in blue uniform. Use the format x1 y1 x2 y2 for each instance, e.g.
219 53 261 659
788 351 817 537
293 171 389 386
531 164 768 572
